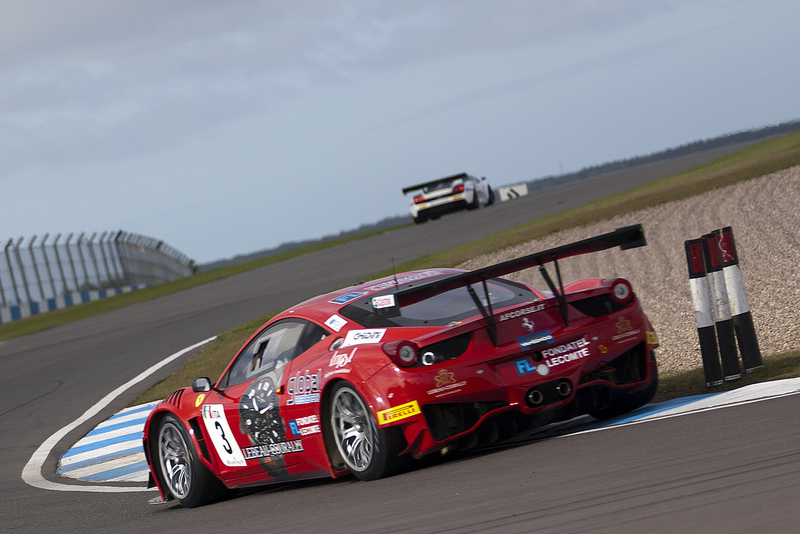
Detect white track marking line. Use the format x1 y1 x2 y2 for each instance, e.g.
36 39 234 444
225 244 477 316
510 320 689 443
21 336 217 493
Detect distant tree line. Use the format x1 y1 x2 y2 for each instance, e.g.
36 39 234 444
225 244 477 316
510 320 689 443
526 119 800 192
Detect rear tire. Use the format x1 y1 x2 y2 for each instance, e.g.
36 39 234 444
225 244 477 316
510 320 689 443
591 371 658 420
329 382 404 481
157 414 228 507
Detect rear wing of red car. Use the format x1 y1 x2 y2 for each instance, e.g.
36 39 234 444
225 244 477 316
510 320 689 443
401 172 471 194
391 224 647 344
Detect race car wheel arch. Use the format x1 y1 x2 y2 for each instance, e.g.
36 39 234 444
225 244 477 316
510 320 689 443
326 380 405 481
589 354 659 420
155 413 228 507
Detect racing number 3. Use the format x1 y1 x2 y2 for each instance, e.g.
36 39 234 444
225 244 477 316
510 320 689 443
201 404 247 467
214 421 233 454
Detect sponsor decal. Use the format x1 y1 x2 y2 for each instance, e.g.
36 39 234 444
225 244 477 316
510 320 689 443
287 369 321 405
545 348 590 367
342 328 386 347
201 404 247 467
611 316 641 342
434 369 456 387
541 337 591 368
289 415 321 437
364 271 443 292
427 369 467 396
498 303 545 322
541 337 589 358
195 393 206 407
647 331 659 345
330 291 367 305
514 358 550 377
516 329 554 350
377 400 422 425
329 347 357 369
615 316 633 333
242 440 304 460
515 338 592 374
324 314 347 332
371 294 396 309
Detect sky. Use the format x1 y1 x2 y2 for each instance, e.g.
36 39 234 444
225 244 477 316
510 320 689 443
1 1 798 265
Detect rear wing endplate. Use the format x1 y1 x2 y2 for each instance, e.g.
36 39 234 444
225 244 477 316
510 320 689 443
392 224 647 344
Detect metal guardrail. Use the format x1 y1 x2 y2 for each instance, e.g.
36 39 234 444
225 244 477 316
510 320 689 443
0 230 195 308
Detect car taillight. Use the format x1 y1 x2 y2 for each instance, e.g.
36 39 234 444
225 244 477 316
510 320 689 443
382 340 418 367
413 195 425 204
452 184 464 194
608 279 633 304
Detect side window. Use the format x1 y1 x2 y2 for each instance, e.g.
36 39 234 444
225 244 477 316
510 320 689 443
223 320 310 388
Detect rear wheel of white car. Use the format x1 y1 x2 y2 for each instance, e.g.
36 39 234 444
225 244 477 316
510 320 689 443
330 382 403 481
157 414 227 507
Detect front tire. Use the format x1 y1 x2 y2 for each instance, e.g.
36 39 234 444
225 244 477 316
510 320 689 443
330 383 403 481
157 414 227 507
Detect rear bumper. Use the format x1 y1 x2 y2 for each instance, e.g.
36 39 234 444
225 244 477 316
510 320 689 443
411 195 470 220
390 340 657 458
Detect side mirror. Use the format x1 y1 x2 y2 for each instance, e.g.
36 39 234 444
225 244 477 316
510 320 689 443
192 377 212 393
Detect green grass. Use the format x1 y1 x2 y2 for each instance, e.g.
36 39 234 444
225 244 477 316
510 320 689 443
653 350 800 403
8 130 800 404
136 311 279 404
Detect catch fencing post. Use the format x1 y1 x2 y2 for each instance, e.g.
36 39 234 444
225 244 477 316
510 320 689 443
42 234 59 300
29 235 46 301
685 238 724 386
14 237 33 304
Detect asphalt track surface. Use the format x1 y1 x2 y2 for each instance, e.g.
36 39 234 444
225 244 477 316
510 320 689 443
3 141 798 533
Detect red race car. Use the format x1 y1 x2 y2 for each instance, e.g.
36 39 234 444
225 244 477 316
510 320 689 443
143 224 658 507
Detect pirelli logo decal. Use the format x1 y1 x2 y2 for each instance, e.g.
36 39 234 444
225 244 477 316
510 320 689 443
377 401 421 425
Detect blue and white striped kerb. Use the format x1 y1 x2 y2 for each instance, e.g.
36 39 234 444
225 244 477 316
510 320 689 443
56 377 800 484
0 284 147 325
58 402 158 483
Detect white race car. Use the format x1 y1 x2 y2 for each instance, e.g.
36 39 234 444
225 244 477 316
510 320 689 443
402 173 494 224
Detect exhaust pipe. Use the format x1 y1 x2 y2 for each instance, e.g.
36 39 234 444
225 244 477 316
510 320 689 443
526 388 544 406
556 380 572 398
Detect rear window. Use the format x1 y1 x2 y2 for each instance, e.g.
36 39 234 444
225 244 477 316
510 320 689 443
339 276 535 328
423 179 456 193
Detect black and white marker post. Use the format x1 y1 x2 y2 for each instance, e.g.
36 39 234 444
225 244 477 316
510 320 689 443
702 232 741 381
685 238 724 387
718 227 763 372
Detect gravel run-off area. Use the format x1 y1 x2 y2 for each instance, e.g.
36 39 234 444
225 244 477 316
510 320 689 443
459 166 800 374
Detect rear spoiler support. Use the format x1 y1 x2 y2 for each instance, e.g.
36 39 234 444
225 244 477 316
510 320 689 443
466 278 497 346
538 255 570 327
393 224 647 345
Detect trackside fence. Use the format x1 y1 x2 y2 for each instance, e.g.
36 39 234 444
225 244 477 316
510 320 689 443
0 230 195 323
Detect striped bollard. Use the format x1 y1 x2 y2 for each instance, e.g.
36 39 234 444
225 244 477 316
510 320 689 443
718 227 763 372
684 238 723 387
702 233 741 381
